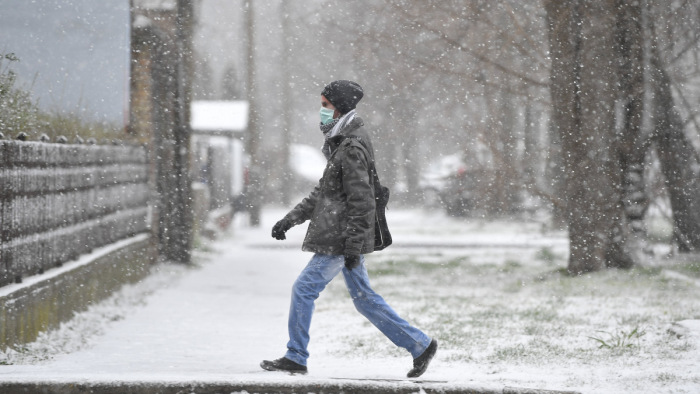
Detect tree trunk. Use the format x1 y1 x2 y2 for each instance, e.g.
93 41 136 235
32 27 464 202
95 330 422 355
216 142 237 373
523 94 539 184
545 116 567 228
607 0 651 268
649 30 700 252
545 0 623 274
396 103 420 206
479 82 521 216
497 90 522 215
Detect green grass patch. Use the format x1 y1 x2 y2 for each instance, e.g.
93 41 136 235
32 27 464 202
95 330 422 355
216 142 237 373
654 372 678 383
534 247 558 265
672 261 700 278
588 327 646 349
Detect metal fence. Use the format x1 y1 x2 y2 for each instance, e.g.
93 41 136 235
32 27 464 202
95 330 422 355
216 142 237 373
0 140 149 287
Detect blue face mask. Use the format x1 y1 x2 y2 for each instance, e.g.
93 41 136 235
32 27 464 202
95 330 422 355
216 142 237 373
320 107 335 125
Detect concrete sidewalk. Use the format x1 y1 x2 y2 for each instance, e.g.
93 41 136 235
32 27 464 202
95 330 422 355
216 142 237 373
0 208 578 394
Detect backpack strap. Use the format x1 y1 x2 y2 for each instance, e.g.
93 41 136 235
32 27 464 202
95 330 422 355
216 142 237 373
346 136 382 189
347 137 392 250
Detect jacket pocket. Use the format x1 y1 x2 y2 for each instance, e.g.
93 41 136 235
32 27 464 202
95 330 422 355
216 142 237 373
309 197 346 246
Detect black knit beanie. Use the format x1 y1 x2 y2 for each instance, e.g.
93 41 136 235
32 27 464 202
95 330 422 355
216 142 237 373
321 80 364 114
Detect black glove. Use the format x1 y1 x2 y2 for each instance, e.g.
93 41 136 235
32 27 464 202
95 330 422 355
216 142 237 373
271 218 293 240
344 254 361 270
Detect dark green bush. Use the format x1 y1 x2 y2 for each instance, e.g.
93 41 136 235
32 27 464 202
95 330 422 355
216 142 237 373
1 52 126 143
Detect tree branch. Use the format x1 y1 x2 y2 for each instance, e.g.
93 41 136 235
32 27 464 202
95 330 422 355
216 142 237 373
497 2 550 68
390 3 549 88
669 29 700 65
670 82 700 163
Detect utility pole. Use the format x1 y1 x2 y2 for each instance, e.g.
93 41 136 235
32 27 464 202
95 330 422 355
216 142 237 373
281 0 292 206
245 0 261 226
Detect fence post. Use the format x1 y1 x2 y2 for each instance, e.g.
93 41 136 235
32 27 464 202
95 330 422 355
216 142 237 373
0 141 7 285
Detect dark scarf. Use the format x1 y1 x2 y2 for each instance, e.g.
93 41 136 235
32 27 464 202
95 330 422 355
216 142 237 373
320 119 338 135
320 119 339 160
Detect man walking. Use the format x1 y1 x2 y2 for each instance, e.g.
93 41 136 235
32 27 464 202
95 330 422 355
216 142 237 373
260 80 437 378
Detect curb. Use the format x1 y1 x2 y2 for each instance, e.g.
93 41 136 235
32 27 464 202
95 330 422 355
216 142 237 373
0 380 583 394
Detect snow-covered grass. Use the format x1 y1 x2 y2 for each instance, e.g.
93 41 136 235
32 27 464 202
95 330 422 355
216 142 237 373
312 210 700 393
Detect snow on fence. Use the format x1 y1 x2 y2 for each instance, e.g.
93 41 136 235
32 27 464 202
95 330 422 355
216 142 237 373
0 140 149 287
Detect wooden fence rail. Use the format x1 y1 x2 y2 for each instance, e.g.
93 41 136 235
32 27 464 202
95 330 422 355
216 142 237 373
0 140 149 287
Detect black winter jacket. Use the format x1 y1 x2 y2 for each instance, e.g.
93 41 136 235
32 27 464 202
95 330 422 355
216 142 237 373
284 117 376 256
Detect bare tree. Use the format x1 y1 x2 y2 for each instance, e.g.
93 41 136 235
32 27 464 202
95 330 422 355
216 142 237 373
270 0 700 266
607 0 651 268
648 3 700 252
545 0 626 274
544 0 700 272
329 1 551 211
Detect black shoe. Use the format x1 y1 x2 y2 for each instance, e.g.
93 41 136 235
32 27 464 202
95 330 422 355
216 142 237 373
407 339 438 378
260 357 308 375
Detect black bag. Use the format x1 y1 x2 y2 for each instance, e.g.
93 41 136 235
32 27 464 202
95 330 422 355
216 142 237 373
373 182 392 250
349 137 392 251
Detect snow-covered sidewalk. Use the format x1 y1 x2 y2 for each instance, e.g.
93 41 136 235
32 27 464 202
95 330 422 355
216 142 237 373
0 208 495 393
0 208 565 393
0 207 698 394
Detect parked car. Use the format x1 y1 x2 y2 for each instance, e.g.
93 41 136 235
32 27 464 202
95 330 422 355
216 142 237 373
441 166 482 217
420 152 496 216
420 152 545 217
418 153 469 211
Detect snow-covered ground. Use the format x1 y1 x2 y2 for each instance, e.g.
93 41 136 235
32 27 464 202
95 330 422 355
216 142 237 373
1 207 699 394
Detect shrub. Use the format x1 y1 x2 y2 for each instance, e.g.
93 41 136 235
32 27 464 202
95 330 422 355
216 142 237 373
0 53 42 136
1 52 126 142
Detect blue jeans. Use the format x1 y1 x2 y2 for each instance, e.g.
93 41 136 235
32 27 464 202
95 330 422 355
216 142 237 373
284 253 432 366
